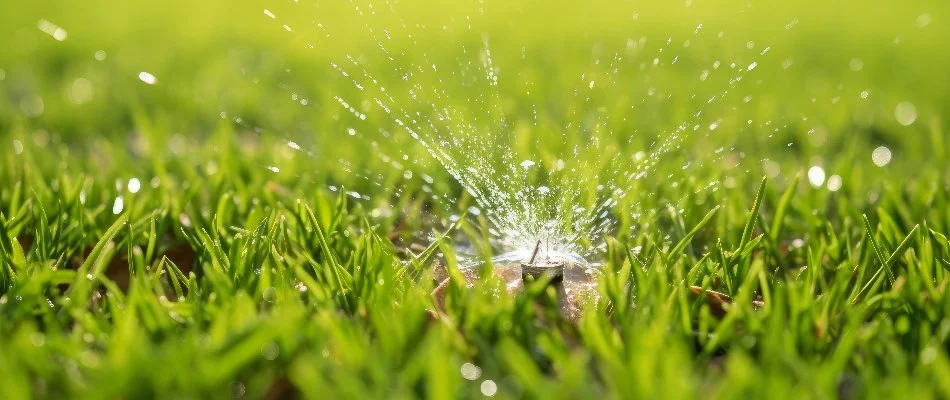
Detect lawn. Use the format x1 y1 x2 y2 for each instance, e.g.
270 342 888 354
2 0 950 398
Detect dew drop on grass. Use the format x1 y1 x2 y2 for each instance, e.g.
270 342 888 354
20 95 45 117
37 19 68 41
872 146 892 167
262 287 277 303
127 178 141 193
827 175 842 192
807 166 825 187
261 342 280 361
849 58 864 71
460 363 481 380
12 139 23 154
761 159 780 178
112 196 124 214
894 102 917 126
138 71 157 85
480 380 498 397
68 78 94 105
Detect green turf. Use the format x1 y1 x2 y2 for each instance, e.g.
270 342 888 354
2 0 950 398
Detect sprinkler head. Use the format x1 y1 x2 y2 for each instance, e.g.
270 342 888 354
521 239 564 279
430 249 599 322
520 259 564 280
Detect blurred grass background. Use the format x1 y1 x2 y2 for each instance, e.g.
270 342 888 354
2 0 947 233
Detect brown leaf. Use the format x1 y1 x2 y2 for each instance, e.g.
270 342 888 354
689 286 764 318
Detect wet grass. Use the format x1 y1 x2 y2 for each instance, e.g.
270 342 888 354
2 0 950 398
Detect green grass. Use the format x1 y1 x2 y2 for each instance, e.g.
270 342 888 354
2 0 950 398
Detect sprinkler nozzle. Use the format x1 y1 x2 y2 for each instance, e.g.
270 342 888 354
528 239 542 264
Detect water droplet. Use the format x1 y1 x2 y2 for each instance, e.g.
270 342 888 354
519 160 536 169
20 95 45 117
849 58 864 71
138 71 157 85
826 175 842 192
68 78 94 105
807 166 825 187
94 50 107 61
480 380 498 397
916 13 933 28
761 159 780 178
112 196 124 214
460 362 481 380
894 102 917 126
262 287 277 302
871 146 892 167
127 178 141 193
12 139 23 155
37 19 68 41
261 342 280 360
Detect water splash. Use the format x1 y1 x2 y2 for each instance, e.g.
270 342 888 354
260 0 780 266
